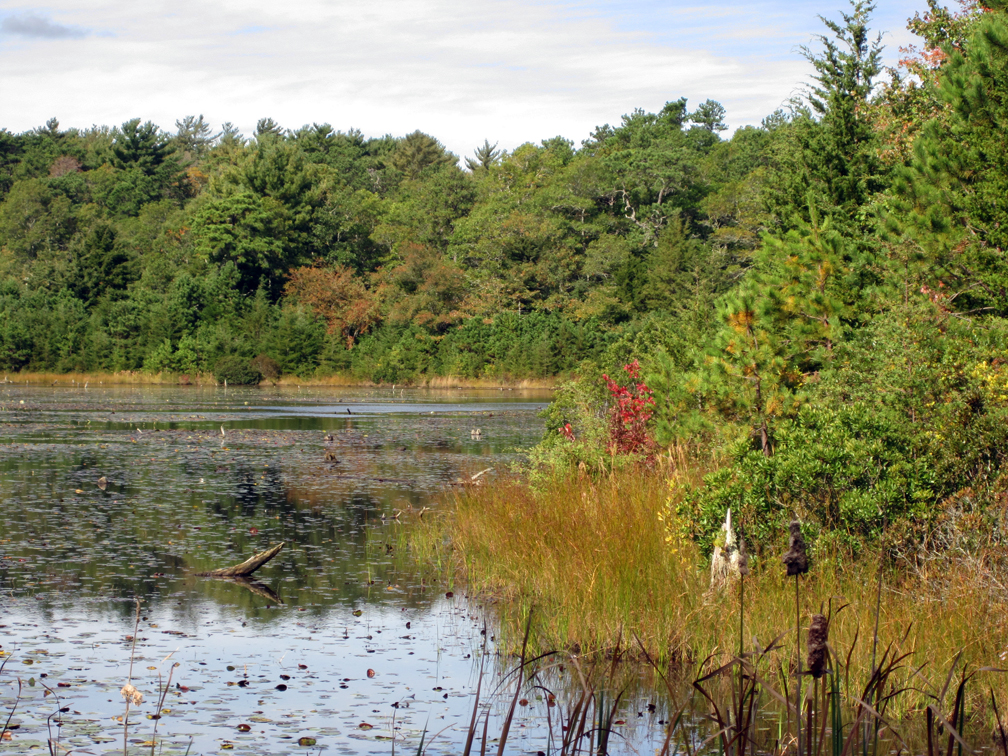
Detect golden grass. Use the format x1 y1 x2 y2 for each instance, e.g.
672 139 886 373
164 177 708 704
419 374 561 390
7 369 560 390
4 370 213 385
273 373 372 387
276 373 558 388
413 466 1008 716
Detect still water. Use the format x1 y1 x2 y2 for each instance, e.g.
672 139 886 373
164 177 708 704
0 385 670 755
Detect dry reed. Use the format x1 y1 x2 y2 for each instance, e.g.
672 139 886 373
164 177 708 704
413 466 1008 720
6 369 560 390
5 370 206 386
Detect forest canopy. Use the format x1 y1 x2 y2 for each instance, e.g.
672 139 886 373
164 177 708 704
3 1 1000 387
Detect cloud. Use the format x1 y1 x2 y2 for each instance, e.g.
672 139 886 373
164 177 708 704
0 0 923 156
1 12 87 39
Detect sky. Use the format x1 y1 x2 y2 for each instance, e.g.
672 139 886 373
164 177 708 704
0 0 928 159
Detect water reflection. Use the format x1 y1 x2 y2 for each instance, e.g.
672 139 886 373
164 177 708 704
8 386 656 754
1 385 547 611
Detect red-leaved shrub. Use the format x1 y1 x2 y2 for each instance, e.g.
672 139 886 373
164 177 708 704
602 360 656 458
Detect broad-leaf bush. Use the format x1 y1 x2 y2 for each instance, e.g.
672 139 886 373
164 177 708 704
676 403 935 554
212 355 262 385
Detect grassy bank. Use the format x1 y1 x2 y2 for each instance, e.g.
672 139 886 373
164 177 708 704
4 370 560 390
273 373 560 390
413 467 1008 714
2 370 206 386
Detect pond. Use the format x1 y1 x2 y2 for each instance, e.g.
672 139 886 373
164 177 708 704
0 384 673 755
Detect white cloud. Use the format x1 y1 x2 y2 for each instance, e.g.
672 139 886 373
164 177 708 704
0 0 922 157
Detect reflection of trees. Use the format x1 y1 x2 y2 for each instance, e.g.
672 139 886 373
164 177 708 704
228 462 291 516
0 402 534 623
0 448 440 619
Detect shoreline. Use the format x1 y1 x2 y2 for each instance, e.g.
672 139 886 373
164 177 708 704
2 370 560 391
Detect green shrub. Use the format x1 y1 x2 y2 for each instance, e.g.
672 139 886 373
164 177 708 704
251 353 281 381
213 355 262 385
665 302 1008 556
676 403 937 555
525 362 614 478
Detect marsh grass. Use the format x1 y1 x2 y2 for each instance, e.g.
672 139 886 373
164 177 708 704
412 466 1008 726
6 369 560 389
5 370 207 386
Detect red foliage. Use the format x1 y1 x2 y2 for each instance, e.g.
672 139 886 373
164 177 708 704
602 360 656 457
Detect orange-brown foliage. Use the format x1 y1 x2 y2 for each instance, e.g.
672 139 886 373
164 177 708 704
284 264 380 347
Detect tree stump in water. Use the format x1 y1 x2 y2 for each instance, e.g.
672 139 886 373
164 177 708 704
197 542 284 577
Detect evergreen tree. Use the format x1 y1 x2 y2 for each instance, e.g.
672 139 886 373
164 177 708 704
174 114 217 160
465 139 501 172
704 291 800 455
390 131 457 180
800 0 885 224
761 209 849 372
255 117 285 142
894 0 1008 315
218 122 245 148
112 118 171 174
689 100 728 133
73 223 136 306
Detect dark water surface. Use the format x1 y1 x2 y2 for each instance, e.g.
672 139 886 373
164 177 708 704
0 385 669 755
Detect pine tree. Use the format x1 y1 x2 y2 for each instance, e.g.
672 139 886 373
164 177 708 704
255 117 285 142
465 139 501 172
681 208 847 454
894 0 1008 315
689 100 728 133
761 208 849 373
112 119 171 175
390 131 457 180
800 0 885 224
174 114 217 159
218 122 245 148
704 291 800 455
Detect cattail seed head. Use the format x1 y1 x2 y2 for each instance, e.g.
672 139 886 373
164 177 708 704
732 536 750 576
807 614 829 679
783 520 809 576
120 683 143 706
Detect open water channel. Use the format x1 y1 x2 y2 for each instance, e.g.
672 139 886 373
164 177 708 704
0 385 672 755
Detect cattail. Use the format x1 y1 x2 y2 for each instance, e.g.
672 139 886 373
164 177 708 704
783 520 809 576
709 508 735 588
120 683 143 706
807 614 829 678
732 535 750 576
784 518 809 756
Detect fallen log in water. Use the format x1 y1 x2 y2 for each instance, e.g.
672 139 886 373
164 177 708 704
196 542 284 577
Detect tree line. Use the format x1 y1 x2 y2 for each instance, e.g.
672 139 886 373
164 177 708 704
2 0 1008 542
